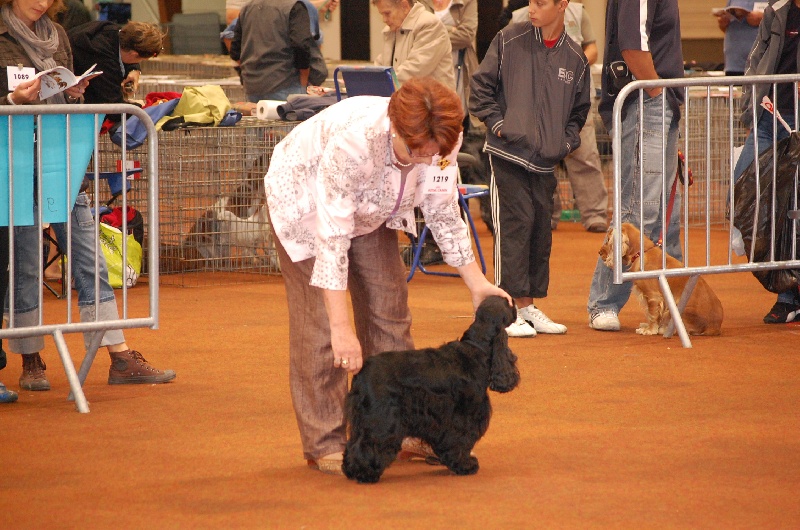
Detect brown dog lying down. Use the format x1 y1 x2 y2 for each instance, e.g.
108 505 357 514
599 223 723 336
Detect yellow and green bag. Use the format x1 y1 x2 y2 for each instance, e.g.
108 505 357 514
99 223 142 288
157 85 236 130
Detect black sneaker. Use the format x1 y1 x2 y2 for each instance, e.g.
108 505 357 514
763 302 800 324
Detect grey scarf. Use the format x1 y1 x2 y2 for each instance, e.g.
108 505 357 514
1 3 66 104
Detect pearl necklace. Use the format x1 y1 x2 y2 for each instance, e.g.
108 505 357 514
391 133 413 168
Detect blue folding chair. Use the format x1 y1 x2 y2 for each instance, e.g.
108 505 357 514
85 167 142 213
406 153 489 282
43 166 144 298
333 66 397 101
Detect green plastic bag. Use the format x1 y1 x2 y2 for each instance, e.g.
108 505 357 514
99 222 142 288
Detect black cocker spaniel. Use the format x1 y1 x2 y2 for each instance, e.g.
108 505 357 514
343 296 520 483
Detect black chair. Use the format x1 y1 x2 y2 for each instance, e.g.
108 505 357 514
42 226 66 299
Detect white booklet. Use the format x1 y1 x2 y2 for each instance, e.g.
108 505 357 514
712 2 768 18
34 64 103 100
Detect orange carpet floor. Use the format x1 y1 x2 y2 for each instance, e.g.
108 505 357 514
1 222 798 529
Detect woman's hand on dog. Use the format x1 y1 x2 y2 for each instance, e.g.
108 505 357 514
458 262 513 311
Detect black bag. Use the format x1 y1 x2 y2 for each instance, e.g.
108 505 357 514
732 132 800 293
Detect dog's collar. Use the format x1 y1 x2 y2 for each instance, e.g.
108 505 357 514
462 338 489 354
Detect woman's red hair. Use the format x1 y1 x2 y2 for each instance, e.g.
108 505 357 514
388 77 463 156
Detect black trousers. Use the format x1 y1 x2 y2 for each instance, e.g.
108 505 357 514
489 155 557 300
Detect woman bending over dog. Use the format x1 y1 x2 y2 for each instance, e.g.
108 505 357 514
265 77 511 475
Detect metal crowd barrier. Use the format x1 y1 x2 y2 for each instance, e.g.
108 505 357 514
610 74 800 348
0 104 160 412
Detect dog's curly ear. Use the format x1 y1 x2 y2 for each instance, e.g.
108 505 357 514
489 328 520 393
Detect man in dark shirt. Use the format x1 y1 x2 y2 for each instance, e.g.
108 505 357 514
230 0 327 102
68 21 165 121
587 0 685 331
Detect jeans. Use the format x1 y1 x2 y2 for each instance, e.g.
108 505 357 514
588 93 682 316
733 111 797 304
5 192 124 354
733 111 795 182
246 82 306 103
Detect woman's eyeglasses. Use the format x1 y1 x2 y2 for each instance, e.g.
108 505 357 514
403 140 439 159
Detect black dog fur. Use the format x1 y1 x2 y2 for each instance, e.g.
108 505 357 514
342 296 520 483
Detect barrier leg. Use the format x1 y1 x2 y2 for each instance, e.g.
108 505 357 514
53 329 90 413
663 275 699 339
658 274 692 348
67 330 104 403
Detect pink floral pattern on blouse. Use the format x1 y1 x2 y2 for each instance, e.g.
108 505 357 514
264 96 474 290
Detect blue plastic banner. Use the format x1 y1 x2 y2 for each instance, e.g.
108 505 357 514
0 113 96 226
39 114 97 224
0 115 35 226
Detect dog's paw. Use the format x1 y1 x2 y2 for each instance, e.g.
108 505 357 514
448 455 479 476
635 325 659 336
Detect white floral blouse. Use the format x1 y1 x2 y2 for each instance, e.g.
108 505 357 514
264 96 475 291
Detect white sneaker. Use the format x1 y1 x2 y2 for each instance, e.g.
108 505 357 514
506 315 537 337
589 310 621 331
520 305 567 334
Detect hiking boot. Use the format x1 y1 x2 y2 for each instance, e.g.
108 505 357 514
763 302 800 324
506 315 537 338
520 305 567 334
589 310 621 331
20 353 51 391
108 350 176 385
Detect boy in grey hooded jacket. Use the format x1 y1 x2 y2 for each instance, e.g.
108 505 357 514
470 0 590 337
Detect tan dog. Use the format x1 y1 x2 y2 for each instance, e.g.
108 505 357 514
599 223 723 336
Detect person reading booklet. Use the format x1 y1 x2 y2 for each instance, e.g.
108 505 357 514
712 1 767 20
8 64 102 100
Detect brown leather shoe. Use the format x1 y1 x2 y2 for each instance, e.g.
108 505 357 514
108 350 176 385
20 353 50 391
